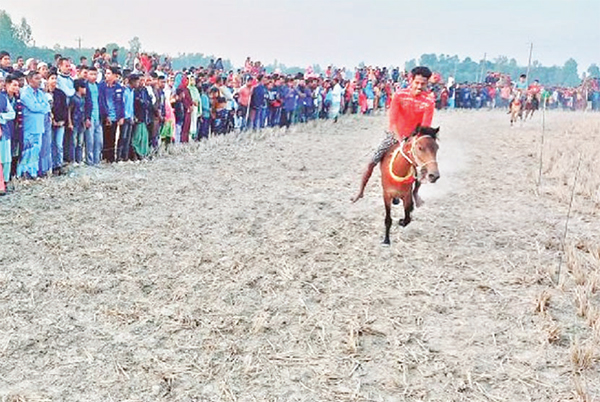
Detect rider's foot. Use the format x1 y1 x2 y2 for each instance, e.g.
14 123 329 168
351 192 364 203
392 198 400 205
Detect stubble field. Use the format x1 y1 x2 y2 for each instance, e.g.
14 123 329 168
1 109 599 401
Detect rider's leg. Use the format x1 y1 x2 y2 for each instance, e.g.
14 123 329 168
351 161 376 202
351 133 397 203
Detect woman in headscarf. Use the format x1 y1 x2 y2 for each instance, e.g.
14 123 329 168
160 90 175 151
174 73 192 142
188 75 200 140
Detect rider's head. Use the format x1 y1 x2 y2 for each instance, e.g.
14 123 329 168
409 66 432 96
520 74 526 82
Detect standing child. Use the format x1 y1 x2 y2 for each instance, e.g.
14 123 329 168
159 89 175 151
199 84 211 139
69 79 87 164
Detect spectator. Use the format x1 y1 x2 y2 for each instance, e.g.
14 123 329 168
132 75 152 159
0 76 16 192
118 73 135 161
69 79 87 164
47 68 68 174
250 75 267 129
84 67 103 165
99 66 124 162
0 52 13 78
18 71 50 179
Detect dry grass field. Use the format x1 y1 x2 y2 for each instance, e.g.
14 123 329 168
0 109 599 401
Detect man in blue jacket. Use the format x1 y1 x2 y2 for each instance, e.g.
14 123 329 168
18 71 50 178
99 66 124 163
280 78 298 128
249 75 267 130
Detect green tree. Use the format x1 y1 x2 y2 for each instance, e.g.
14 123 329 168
587 63 600 78
128 36 142 54
15 17 33 46
562 58 579 86
0 10 25 54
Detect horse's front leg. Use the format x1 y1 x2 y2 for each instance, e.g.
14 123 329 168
383 195 392 245
400 191 414 227
413 180 424 208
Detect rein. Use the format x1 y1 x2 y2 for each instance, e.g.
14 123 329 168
388 147 415 183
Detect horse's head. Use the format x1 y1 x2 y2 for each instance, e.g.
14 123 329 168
411 125 440 183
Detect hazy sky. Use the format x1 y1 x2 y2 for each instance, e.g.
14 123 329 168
2 0 599 71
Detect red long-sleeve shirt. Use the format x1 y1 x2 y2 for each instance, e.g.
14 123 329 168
388 88 435 139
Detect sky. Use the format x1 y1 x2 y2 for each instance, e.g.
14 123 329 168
1 0 599 71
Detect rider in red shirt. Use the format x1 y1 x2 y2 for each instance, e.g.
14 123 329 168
351 66 435 203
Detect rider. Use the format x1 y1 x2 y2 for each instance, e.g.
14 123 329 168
515 74 528 91
508 74 528 110
351 66 435 204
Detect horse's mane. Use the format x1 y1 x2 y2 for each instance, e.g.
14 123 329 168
412 125 440 140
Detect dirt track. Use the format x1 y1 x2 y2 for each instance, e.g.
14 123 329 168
1 110 599 401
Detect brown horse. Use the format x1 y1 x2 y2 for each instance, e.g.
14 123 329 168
354 126 440 244
523 93 539 120
509 97 523 126
380 126 440 244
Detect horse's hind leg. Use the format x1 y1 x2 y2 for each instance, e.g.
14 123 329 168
399 192 414 227
383 195 392 245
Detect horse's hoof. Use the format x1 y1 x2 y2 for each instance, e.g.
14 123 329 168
399 219 411 227
414 196 424 208
382 239 390 246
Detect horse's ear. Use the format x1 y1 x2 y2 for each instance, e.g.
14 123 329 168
433 127 440 134
412 124 421 136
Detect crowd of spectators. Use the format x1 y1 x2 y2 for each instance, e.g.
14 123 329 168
0 47 598 196
430 71 600 111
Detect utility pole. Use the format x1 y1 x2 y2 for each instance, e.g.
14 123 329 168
525 42 533 85
76 37 83 50
479 52 487 83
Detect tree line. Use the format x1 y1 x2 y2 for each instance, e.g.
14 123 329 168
0 10 232 71
1 9 598 85
404 53 598 86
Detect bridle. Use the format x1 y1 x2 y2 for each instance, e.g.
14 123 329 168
387 134 437 183
400 135 438 177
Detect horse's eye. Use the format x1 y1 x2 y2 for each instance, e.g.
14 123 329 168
418 146 424 151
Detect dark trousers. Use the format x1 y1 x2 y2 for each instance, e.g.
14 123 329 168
199 116 210 139
63 126 73 163
150 118 161 149
102 120 119 163
268 107 281 127
117 119 133 161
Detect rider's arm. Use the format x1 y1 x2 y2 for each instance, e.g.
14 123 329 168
388 93 401 136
